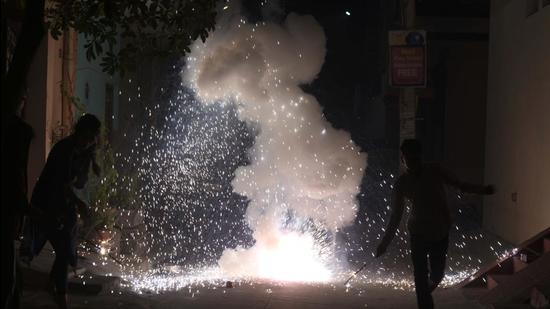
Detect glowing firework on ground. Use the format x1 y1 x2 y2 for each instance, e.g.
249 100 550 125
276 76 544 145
220 230 333 283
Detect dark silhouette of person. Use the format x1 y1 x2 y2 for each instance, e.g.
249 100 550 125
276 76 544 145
1 90 34 309
375 139 494 309
26 114 101 309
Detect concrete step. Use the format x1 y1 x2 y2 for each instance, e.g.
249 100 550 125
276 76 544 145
488 274 517 290
530 286 549 308
462 287 489 300
461 228 550 290
513 256 528 273
535 277 550 297
479 252 550 305
529 275 550 308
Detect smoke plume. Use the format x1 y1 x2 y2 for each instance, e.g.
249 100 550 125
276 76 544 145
183 5 367 280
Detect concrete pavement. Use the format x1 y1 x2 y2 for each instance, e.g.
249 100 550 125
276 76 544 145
21 279 484 309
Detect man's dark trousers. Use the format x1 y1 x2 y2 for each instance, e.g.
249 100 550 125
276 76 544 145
410 234 449 309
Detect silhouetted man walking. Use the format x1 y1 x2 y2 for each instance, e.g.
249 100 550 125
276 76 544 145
376 139 494 309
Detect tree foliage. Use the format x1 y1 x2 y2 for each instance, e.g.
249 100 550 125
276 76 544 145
85 136 118 234
81 128 142 240
46 0 217 75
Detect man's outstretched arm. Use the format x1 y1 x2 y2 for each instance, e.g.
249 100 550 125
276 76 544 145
440 166 494 195
376 185 405 257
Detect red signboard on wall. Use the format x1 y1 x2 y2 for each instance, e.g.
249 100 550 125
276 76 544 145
389 30 426 87
390 46 425 86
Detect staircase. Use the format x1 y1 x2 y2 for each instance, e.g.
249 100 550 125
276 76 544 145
460 228 550 308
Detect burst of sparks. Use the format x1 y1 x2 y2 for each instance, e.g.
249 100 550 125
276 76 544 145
96 5 516 295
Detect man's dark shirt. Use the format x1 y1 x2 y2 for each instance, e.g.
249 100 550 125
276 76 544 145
394 163 461 241
31 136 93 228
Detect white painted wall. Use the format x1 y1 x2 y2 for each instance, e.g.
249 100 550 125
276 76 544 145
74 33 120 130
484 0 550 244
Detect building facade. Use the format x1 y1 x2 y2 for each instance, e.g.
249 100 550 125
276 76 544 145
25 30 77 193
483 0 550 244
74 32 121 141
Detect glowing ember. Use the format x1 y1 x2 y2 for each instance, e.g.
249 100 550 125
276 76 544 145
219 231 332 282
257 232 331 282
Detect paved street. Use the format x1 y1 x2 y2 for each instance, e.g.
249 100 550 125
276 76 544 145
17 241 485 309
21 271 482 309
22 282 484 309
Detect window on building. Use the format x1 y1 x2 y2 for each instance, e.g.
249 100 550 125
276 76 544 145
85 82 90 99
105 83 114 142
526 0 539 16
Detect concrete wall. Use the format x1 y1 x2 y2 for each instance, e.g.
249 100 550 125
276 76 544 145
484 0 550 244
410 6 490 201
25 33 71 192
443 41 488 218
25 36 49 193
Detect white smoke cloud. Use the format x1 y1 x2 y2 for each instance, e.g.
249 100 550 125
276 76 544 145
183 5 367 280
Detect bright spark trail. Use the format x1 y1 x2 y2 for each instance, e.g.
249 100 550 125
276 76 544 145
107 1 514 295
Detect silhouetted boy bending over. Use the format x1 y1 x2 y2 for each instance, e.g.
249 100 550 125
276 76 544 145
376 139 494 309
28 114 100 309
